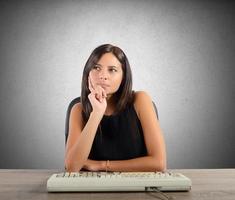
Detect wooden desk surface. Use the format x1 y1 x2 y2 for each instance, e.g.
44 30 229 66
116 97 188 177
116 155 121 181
0 169 235 200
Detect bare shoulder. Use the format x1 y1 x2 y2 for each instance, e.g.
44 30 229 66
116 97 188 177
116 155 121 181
133 90 153 118
70 102 82 114
70 102 84 128
134 90 152 101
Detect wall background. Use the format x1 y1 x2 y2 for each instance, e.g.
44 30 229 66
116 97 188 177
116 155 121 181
0 0 234 169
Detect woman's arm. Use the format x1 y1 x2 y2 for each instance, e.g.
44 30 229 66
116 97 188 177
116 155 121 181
133 91 167 171
65 73 107 172
65 104 103 172
83 156 165 172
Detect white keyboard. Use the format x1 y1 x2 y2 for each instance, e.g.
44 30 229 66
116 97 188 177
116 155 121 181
47 171 192 192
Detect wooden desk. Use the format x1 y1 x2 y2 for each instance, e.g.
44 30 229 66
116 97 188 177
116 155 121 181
0 169 235 200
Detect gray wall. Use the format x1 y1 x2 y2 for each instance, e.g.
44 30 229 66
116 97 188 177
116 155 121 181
0 0 234 169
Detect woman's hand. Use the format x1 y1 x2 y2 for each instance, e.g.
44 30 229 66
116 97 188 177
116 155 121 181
83 159 105 171
88 72 107 116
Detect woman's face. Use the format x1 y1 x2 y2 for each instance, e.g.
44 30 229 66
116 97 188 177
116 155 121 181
89 53 123 97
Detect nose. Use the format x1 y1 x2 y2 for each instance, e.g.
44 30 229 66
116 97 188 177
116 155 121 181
99 69 108 80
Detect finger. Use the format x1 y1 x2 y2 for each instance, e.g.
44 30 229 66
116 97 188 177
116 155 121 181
90 89 98 99
89 73 103 99
96 86 104 101
88 92 99 103
89 75 101 99
89 77 98 93
90 89 101 102
89 72 96 89
99 87 106 98
102 88 107 98
88 76 95 93
96 91 102 102
97 85 107 98
96 93 101 102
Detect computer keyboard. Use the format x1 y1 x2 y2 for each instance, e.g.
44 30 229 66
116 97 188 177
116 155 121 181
47 171 192 192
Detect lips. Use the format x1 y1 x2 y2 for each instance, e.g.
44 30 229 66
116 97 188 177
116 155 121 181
98 83 110 88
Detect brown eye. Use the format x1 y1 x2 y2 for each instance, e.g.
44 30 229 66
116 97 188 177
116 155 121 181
93 65 101 71
109 68 117 72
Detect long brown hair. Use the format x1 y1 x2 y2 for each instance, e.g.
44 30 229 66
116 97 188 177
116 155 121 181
81 44 134 124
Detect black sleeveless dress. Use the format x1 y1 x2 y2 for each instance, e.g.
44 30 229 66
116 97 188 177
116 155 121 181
88 103 147 161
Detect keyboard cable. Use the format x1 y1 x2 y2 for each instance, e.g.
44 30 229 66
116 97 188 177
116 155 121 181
145 187 174 200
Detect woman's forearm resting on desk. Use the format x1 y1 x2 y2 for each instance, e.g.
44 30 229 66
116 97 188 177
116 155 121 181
82 156 166 172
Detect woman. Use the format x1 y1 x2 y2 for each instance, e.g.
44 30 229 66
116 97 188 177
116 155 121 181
65 44 166 172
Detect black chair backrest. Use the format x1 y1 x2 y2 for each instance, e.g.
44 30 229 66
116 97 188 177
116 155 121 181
65 97 159 144
65 97 81 144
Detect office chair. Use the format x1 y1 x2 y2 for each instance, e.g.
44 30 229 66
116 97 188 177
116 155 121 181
65 97 159 144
